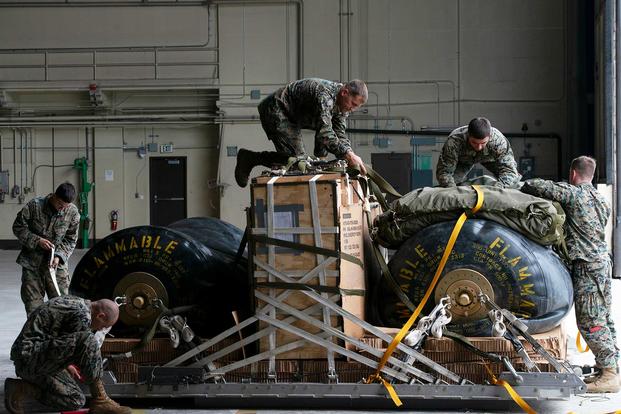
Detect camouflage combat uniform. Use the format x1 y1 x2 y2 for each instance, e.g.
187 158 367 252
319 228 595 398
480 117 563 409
258 78 352 158
13 194 80 315
436 126 521 188
522 179 618 368
10 295 100 410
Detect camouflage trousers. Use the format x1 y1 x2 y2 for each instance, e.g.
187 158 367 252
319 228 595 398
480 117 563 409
13 331 102 410
572 258 619 368
21 265 69 315
258 94 327 157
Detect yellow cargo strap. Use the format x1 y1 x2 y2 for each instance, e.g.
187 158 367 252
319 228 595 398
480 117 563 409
576 330 590 353
366 185 484 407
483 364 536 414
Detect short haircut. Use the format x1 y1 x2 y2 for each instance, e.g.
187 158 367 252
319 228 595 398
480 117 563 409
345 79 368 101
55 182 76 203
570 155 596 179
468 117 492 140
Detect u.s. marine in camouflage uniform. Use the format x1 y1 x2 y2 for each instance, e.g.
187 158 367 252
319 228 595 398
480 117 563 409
234 78 368 187
12 182 80 315
6 295 131 413
521 155 619 393
436 117 521 188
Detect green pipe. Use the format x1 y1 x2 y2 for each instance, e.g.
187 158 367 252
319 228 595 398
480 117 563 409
73 157 92 249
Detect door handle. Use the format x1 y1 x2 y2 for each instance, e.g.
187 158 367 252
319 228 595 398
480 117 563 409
153 195 185 203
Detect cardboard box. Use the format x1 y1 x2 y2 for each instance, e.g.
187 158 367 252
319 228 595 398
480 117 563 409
250 173 367 358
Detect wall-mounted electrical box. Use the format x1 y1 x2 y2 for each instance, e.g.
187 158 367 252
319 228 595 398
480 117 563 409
372 137 392 148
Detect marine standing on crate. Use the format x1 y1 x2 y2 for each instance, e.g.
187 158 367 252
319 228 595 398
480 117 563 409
436 117 521 188
234 78 368 187
521 155 619 393
12 182 80 315
5 295 132 413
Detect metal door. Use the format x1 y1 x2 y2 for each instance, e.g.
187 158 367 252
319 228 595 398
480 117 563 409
149 157 187 226
371 152 412 202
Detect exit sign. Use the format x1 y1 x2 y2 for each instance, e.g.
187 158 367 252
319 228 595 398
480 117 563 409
160 144 174 153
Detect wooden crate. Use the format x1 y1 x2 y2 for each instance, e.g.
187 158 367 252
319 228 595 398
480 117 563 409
250 173 367 359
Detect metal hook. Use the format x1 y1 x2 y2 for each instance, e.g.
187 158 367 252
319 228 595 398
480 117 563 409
114 296 127 306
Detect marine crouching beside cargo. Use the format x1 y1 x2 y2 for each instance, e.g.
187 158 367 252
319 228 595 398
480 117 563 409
5 297 131 414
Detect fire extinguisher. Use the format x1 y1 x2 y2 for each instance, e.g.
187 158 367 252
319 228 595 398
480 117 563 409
110 210 119 231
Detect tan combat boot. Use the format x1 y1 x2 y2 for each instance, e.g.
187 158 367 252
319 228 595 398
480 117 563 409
586 367 620 393
4 378 41 414
89 379 132 414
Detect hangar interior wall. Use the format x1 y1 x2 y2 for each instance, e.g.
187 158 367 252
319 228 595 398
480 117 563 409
0 0 570 236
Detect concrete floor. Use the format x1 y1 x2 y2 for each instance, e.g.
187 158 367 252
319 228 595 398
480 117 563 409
0 249 620 413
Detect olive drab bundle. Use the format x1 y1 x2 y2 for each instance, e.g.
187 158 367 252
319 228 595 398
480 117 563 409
372 185 566 252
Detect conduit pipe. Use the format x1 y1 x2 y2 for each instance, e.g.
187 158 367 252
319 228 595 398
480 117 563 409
0 1 209 6
0 113 217 122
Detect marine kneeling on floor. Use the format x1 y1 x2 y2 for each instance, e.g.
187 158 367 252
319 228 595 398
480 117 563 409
4 296 132 414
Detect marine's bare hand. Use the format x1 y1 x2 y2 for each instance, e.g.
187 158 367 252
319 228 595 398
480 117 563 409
38 238 54 251
344 151 367 175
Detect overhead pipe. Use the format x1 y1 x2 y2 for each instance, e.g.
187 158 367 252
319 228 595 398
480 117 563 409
0 113 218 122
0 121 216 127
0 1 210 6
349 115 415 131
